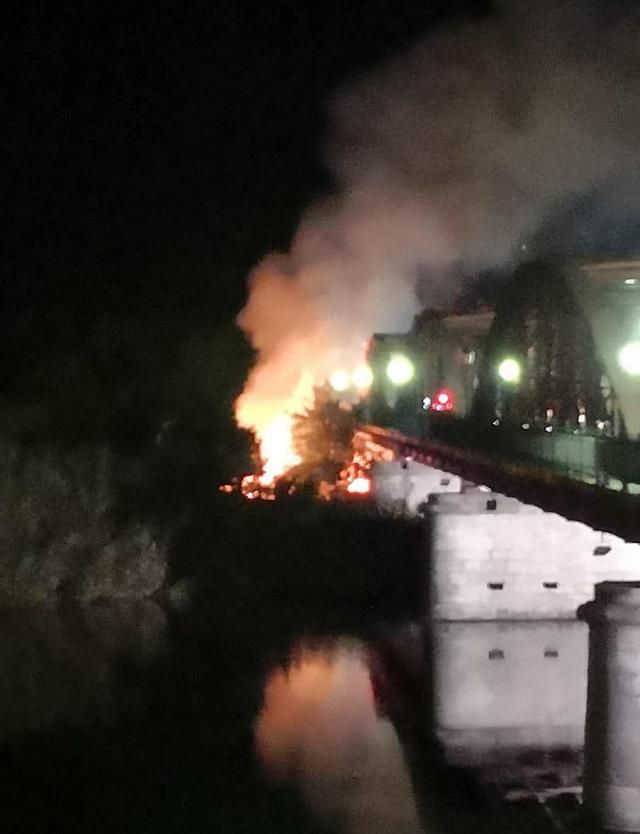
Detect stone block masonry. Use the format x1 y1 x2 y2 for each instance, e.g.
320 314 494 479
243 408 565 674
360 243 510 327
428 489 640 620
372 458 462 516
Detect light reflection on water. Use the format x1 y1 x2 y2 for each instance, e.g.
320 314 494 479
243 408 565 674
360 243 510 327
256 621 589 833
256 640 424 834
0 601 594 831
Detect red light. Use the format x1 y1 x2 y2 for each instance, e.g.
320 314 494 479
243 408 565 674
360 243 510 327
431 389 454 412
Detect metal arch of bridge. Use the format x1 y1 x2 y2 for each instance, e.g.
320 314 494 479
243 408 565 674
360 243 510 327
359 424 640 544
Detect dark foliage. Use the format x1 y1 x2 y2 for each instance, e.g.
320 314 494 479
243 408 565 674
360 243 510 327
1 499 423 833
290 388 356 484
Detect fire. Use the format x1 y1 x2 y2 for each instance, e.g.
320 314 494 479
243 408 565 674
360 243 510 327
232 255 379 494
339 449 374 498
224 408 302 498
228 411 301 498
258 414 300 485
347 476 371 495
234 350 370 495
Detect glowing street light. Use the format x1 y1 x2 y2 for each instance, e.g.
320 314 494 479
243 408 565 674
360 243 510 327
386 354 415 386
351 363 373 390
618 341 640 376
497 357 521 384
329 369 350 392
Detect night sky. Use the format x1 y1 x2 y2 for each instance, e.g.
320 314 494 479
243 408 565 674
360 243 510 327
5 1 491 320
3 1 490 443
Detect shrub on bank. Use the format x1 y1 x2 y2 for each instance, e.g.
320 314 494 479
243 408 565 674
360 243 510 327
0 443 167 604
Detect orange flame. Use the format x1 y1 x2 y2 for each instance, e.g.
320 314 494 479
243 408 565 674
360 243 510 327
234 403 304 488
258 414 301 485
233 254 377 486
346 476 371 495
235 354 369 487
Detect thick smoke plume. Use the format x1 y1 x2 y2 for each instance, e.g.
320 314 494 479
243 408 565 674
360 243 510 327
236 0 640 471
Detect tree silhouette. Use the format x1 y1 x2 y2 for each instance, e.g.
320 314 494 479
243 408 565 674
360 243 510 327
290 387 356 483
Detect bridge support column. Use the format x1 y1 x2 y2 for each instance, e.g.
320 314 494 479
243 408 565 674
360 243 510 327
426 490 587 620
426 491 640 622
579 582 640 832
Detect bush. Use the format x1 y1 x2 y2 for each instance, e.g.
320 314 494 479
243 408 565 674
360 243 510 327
0 442 167 604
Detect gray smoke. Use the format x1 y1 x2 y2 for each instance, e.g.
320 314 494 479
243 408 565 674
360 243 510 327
328 0 640 269
236 0 640 444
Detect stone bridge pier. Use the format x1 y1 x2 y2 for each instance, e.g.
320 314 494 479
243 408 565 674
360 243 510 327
426 488 640 621
579 583 640 833
371 451 640 828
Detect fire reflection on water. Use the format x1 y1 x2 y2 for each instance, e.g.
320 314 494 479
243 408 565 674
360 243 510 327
255 641 423 834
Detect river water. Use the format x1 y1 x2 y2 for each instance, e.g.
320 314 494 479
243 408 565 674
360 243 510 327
0 596 587 833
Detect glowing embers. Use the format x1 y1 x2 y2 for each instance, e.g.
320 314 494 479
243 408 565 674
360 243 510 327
430 389 454 412
218 474 278 501
223 426 383 504
346 476 371 495
221 413 299 501
339 450 374 499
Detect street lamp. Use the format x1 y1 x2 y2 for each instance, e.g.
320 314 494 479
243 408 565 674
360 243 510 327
618 341 640 376
386 354 415 386
329 369 350 392
498 357 521 384
351 364 373 390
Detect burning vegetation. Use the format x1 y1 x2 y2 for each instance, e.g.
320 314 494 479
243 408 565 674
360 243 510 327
223 388 382 501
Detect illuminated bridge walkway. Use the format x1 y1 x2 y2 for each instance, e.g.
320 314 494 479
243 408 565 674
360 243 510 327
358 424 640 544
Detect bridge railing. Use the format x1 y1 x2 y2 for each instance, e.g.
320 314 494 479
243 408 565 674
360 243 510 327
358 421 640 541
423 416 640 490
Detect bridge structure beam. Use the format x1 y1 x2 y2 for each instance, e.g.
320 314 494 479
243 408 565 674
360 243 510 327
572 261 640 440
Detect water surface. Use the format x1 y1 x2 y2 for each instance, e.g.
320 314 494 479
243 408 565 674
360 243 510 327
0 601 587 833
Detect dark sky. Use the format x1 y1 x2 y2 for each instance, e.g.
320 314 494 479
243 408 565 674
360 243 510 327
4 0 491 339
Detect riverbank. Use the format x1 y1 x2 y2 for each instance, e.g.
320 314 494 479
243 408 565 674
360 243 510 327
0 442 167 605
0 435 423 621
0 495 425 834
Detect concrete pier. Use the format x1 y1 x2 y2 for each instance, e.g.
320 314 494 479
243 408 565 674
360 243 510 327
371 458 462 516
579 582 640 832
427 490 640 620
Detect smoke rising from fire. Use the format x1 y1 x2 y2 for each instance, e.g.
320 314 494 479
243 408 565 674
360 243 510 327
236 0 640 476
